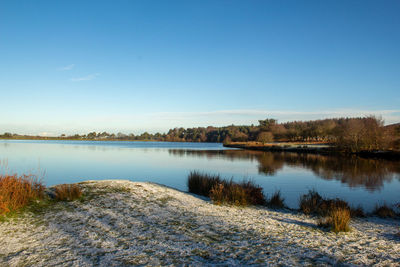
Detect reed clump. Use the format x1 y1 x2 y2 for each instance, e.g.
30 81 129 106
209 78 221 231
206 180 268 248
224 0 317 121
299 190 350 217
350 206 365 218
299 190 324 215
0 174 45 215
188 171 266 206
373 204 396 218
266 190 286 209
187 171 222 197
54 184 82 201
318 204 351 233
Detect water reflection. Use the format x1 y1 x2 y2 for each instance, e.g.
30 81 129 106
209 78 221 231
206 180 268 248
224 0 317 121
168 150 400 191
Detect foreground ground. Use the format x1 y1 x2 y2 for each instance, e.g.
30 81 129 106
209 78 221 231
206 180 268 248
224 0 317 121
0 180 399 266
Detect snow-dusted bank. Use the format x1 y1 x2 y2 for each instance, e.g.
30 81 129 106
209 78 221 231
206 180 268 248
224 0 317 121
0 180 399 266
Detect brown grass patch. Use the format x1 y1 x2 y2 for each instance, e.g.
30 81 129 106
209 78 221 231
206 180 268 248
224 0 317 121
0 174 45 215
187 171 222 197
188 171 266 206
318 205 351 233
350 206 365 218
266 190 286 208
299 190 323 215
373 204 396 218
299 190 350 217
54 184 82 201
209 180 266 206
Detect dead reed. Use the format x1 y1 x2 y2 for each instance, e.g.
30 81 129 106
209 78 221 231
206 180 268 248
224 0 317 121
188 171 266 206
54 184 82 201
373 204 396 218
0 174 45 215
266 190 286 208
318 204 351 233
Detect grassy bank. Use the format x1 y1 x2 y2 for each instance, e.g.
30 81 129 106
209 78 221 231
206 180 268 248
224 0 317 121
187 171 399 233
0 180 399 266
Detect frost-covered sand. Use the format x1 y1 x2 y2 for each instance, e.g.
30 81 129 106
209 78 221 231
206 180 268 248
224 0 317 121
0 180 399 266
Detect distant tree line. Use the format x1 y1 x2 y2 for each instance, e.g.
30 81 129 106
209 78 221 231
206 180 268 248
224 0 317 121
1 116 399 152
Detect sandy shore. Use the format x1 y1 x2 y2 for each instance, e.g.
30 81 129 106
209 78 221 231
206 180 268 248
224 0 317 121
0 180 399 266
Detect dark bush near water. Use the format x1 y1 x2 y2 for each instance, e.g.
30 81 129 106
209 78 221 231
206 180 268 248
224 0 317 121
373 204 396 218
299 190 352 217
266 190 286 209
187 171 223 197
299 190 354 233
187 171 266 206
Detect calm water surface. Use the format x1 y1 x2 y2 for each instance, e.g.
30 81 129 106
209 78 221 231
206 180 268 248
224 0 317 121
1 140 399 211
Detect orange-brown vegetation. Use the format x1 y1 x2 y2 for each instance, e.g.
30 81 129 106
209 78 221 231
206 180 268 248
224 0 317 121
54 184 82 201
0 174 45 215
373 204 396 218
188 171 266 206
266 190 286 208
318 205 351 233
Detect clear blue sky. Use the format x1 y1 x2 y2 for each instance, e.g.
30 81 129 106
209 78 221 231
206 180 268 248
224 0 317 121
1 0 399 135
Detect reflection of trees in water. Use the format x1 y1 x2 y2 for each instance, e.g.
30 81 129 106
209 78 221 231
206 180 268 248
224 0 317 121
257 153 284 175
168 149 400 191
273 153 399 191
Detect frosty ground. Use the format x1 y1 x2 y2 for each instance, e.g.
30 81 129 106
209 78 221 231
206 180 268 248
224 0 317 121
0 180 399 266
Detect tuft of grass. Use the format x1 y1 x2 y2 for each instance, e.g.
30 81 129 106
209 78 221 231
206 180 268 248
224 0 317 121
189 171 266 206
266 190 286 209
319 198 350 217
373 204 396 218
54 184 83 201
318 205 351 233
187 171 222 197
299 190 324 215
350 206 365 218
299 190 350 217
238 180 266 206
0 174 45 216
210 183 249 206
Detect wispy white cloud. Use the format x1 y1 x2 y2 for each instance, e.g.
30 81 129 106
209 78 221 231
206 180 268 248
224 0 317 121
71 73 100 82
59 64 75 71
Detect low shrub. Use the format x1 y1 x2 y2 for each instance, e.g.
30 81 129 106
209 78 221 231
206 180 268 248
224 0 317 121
299 190 350 217
299 190 323 214
189 172 266 206
54 184 82 201
187 171 222 197
319 198 350 217
210 183 248 206
209 180 266 206
373 204 396 218
238 180 266 206
318 205 351 233
0 174 45 215
350 206 365 218
267 190 286 208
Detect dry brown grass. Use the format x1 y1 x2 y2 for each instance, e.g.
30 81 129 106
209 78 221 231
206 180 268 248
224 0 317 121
373 204 396 218
188 171 266 206
318 205 351 233
54 184 82 201
299 190 323 215
0 174 45 215
267 190 286 208
187 171 222 197
299 190 351 217
210 183 249 206
350 206 365 218
209 181 266 206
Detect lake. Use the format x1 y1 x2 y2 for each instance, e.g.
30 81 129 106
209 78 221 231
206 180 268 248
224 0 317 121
1 139 399 211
